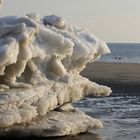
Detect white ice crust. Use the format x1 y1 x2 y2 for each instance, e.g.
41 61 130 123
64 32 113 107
0 8 111 134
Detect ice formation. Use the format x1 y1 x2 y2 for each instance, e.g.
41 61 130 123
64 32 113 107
0 1 111 137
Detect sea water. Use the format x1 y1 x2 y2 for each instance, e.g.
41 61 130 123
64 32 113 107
76 43 140 140
74 43 140 140
75 87 140 138
99 43 140 64
75 95 140 140
46 94 140 140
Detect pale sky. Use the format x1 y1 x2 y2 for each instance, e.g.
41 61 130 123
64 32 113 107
0 0 140 43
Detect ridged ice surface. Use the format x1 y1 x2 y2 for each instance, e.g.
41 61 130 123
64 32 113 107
0 1 111 136
0 76 111 128
0 110 103 137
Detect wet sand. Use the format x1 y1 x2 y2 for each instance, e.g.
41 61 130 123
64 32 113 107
81 62 140 95
81 62 140 83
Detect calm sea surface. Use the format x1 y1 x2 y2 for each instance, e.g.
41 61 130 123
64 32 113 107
99 43 140 64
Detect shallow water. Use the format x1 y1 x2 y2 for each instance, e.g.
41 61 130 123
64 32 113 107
73 92 140 140
21 90 140 140
34 91 140 140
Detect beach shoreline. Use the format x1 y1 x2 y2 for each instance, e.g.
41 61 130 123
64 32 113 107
81 62 140 95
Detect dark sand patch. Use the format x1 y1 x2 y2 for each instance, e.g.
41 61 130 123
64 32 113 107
81 62 140 95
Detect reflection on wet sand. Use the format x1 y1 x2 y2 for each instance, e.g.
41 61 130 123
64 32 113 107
31 132 102 140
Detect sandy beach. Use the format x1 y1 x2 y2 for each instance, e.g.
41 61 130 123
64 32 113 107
81 62 140 83
81 62 140 95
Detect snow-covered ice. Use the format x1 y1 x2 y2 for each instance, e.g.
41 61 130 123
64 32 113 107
0 1 111 136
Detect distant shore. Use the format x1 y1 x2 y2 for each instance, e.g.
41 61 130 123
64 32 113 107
81 62 140 95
